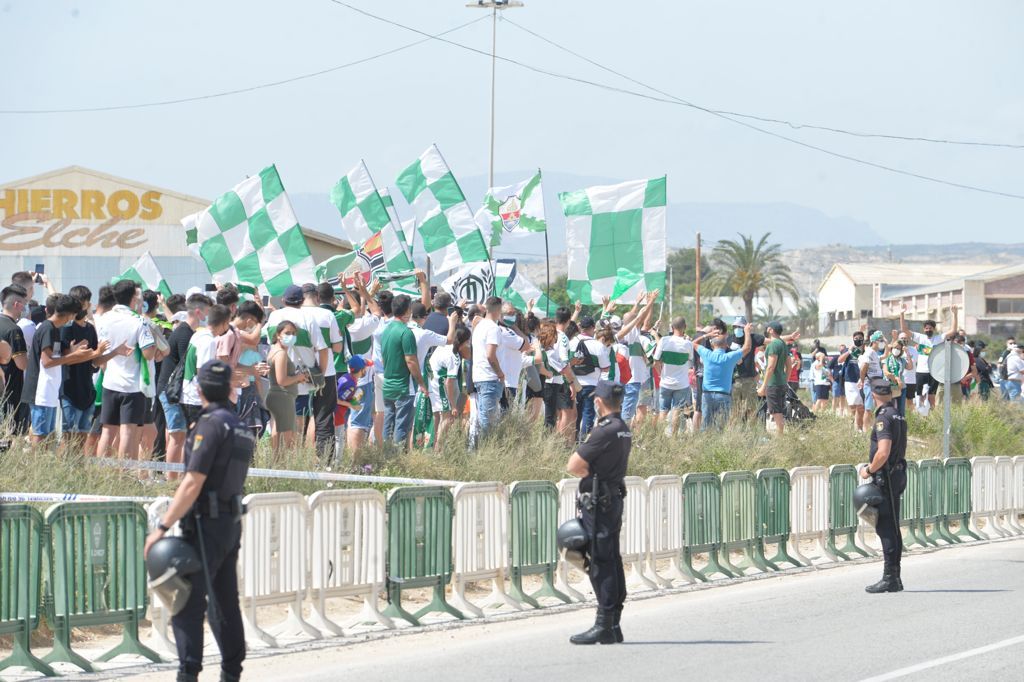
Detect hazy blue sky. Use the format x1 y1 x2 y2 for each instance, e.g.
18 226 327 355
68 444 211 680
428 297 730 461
3 0 1023 246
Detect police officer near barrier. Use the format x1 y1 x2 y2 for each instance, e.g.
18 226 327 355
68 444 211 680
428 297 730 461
144 360 255 682
566 380 631 644
859 377 908 593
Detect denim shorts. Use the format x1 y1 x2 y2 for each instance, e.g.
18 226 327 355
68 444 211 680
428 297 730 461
30 405 58 437
61 399 94 433
658 386 693 413
158 391 187 434
348 380 375 431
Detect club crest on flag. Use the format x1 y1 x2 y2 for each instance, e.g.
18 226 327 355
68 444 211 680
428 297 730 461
498 194 522 232
453 269 495 304
345 232 386 287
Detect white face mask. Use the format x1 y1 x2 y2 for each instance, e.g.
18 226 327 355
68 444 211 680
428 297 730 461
280 333 297 347
892 349 902 358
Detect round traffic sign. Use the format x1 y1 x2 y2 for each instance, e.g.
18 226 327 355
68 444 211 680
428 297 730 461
927 341 969 384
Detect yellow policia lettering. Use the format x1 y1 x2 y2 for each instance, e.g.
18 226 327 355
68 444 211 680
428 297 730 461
0 189 164 222
0 212 148 250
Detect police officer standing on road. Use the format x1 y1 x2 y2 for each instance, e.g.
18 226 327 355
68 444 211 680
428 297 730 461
144 360 255 682
860 377 908 594
566 380 631 644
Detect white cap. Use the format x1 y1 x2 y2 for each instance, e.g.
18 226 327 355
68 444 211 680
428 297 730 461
185 286 203 299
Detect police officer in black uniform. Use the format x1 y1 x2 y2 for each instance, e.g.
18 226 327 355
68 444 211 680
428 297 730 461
144 360 256 682
566 380 631 644
860 377 908 594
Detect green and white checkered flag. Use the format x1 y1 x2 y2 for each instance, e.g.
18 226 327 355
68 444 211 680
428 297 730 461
112 251 172 298
331 160 393 248
395 144 490 273
494 259 552 317
187 165 316 296
378 187 414 258
475 170 546 248
558 176 667 304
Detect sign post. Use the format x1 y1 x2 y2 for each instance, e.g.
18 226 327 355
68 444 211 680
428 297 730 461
927 341 969 460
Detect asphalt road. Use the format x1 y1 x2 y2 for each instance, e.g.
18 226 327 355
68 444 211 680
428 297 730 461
105 537 1022 682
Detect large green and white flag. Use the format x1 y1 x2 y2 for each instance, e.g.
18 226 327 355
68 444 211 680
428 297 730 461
186 165 316 296
441 262 494 305
378 187 413 258
331 160 393 248
112 251 172 298
558 176 667 304
494 259 552 317
475 170 546 247
395 145 490 273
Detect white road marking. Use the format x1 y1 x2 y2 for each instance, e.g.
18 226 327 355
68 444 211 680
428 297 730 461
859 633 1024 681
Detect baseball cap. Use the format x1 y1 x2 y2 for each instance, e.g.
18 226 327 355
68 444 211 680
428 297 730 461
198 360 232 402
347 355 367 372
767 320 783 335
870 331 885 343
594 380 625 402
282 285 304 305
579 315 596 330
869 377 893 396
733 316 748 327
185 286 203 299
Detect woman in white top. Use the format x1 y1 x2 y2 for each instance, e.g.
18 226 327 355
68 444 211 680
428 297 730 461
429 327 472 451
811 352 831 412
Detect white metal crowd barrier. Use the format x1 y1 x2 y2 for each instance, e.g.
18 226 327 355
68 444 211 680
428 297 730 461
1013 457 1024 534
788 466 836 565
994 457 1021 536
451 482 522 617
307 489 392 635
621 476 656 590
240 492 320 647
555 478 588 601
644 475 688 587
969 457 1002 539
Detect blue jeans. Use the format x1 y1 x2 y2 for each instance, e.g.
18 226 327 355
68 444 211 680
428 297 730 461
863 384 875 412
895 387 907 416
30 405 57 437
577 386 597 439
1002 380 1022 401
659 387 693 413
383 393 416 445
474 380 503 441
61 398 95 433
701 391 732 430
622 382 641 422
158 391 187 433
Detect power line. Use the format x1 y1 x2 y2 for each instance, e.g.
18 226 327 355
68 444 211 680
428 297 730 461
326 1 1024 201
504 17 1024 151
0 16 487 115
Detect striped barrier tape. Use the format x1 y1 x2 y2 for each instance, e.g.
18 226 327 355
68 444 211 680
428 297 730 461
0 492 158 503
91 457 461 487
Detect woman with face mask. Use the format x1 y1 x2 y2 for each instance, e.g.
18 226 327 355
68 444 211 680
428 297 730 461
882 339 908 416
265 321 304 454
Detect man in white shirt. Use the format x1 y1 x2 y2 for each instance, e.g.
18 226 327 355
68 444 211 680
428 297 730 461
900 303 958 408
498 302 530 405
653 316 694 436
607 292 658 424
302 283 343 459
266 285 327 440
471 296 527 444
571 315 612 441
95 280 158 460
408 302 457 448
1005 345 1024 402
346 290 381 454
181 304 232 425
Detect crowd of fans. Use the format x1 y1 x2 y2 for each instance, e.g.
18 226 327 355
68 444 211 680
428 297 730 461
1 269 1021 470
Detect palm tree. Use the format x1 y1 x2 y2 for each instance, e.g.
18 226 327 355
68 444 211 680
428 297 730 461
704 233 800 322
793 297 819 335
754 303 787 327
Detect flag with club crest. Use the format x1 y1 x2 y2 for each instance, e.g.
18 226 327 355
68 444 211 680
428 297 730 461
331 160 393 248
112 251 172 298
186 165 316 296
395 145 489 273
441 262 495 305
475 170 546 247
378 187 413 258
315 226 414 287
558 176 667 304
494 259 552 317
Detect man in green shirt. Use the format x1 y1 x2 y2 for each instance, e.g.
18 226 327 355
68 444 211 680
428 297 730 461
758 320 792 435
380 294 426 446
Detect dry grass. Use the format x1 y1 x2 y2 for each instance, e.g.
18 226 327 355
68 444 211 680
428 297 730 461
1 401 1021 499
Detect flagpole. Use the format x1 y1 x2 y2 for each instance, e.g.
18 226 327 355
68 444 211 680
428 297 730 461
543 223 551 317
695 231 701 326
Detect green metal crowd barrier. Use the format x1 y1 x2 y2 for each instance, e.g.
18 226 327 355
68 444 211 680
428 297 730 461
508 481 570 607
943 458 982 542
917 458 952 545
719 472 766 575
0 505 55 678
681 473 732 581
44 501 159 672
827 465 870 560
383 486 463 626
900 461 926 549
756 468 801 569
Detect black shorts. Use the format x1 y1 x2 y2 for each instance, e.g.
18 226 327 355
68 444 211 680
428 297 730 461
543 381 573 411
813 385 831 401
100 390 146 427
526 377 545 400
181 402 203 430
142 397 156 424
766 384 788 416
916 373 939 397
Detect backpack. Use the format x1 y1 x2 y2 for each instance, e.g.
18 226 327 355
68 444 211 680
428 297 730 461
163 361 185 404
574 339 598 376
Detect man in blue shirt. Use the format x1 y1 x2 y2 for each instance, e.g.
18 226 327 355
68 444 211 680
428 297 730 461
693 322 753 429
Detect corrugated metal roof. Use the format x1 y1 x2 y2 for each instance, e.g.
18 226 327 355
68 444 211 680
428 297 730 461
881 262 1024 299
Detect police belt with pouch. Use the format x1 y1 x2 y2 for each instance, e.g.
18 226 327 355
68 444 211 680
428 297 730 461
577 479 626 514
189 492 248 521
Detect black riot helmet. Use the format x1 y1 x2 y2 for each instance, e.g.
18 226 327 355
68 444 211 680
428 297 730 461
853 482 886 526
146 537 202 615
557 518 588 551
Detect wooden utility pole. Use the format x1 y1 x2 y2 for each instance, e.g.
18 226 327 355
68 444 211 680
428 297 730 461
694 231 702 326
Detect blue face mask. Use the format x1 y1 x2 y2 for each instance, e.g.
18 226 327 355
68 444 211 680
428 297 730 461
141 301 150 314
735 328 744 338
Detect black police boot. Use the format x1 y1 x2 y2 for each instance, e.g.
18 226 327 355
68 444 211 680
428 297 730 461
893 564 904 592
865 565 899 594
570 611 617 645
176 673 198 682
612 607 624 643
